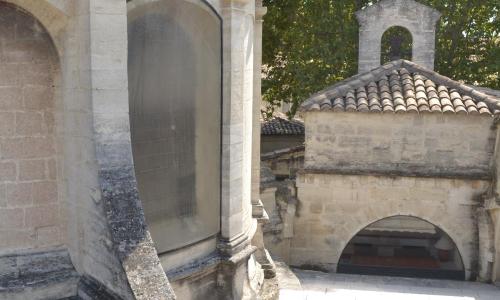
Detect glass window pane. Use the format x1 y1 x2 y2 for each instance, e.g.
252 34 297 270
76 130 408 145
128 0 221 253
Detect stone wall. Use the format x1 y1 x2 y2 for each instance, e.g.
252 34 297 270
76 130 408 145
490 208 500 282
261 181 297 264
293 173 490 280
261 135 304 154
490 122 500 283
304 112 495 179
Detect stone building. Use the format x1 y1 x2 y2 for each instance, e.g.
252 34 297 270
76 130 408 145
262 0 500 284
0 0 273 299
261 112 304 154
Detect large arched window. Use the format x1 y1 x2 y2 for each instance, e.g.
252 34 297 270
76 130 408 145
381 26 413 64
127 0 222 253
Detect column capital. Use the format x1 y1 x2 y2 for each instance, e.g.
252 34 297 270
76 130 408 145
256 6 267 20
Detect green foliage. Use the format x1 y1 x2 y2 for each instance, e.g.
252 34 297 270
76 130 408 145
262 0 500 117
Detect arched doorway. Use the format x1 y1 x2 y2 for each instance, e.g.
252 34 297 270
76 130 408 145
338 216 465 280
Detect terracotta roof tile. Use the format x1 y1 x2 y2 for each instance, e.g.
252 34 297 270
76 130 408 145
261 115 305 135
300 60 500 116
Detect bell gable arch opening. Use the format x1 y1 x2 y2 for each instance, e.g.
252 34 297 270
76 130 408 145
381 26 413 64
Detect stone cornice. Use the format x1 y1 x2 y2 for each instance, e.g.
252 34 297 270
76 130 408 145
356 0 441 25
298 166 492 181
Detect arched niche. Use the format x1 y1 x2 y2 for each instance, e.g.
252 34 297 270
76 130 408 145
381 26 413 64
1 0 67 56
0 1 64 253
337 215 466 280
127 0 222 255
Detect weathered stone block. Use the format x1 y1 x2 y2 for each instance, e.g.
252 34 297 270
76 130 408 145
0 112 15 136
35 226 60 246
2 137 54 159
46 158 57 180
338 136 371 148
0 208 24 228
25 205 58 228
0 184 5 208
19 159 46 181
23 86 54 111
0 230 34 250
6 182 32 207
3 40 51 63
0 162 17 181
0 63 19 86
21 63 53 86
32 181 57 204
309 202 323 214
0 87 22 110
15 112 45 136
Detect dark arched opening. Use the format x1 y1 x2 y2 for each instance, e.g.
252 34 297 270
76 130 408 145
338 216 465 280
381 26 413 64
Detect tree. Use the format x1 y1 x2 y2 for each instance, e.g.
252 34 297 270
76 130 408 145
262 0 500 117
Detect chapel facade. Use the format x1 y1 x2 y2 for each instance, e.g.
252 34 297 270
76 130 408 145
262 0 500 284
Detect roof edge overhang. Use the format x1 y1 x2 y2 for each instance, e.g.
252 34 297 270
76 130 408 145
300 59 500 113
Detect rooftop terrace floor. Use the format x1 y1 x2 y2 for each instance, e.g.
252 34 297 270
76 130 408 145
281 269 500 300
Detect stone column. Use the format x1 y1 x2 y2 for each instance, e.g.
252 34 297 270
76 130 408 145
218 1 264 298
251 0 266 219
218 0 257 255
249 0 276 279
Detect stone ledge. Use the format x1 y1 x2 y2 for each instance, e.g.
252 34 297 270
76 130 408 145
167 243 259 282
0 248 79 299
77 275 123 300
299 166 492 181
166 252 221 282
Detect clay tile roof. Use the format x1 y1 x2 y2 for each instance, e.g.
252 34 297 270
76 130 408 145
300 60 500 116
261 112 305 135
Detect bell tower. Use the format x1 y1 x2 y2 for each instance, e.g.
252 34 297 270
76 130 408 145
356 0 441 73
